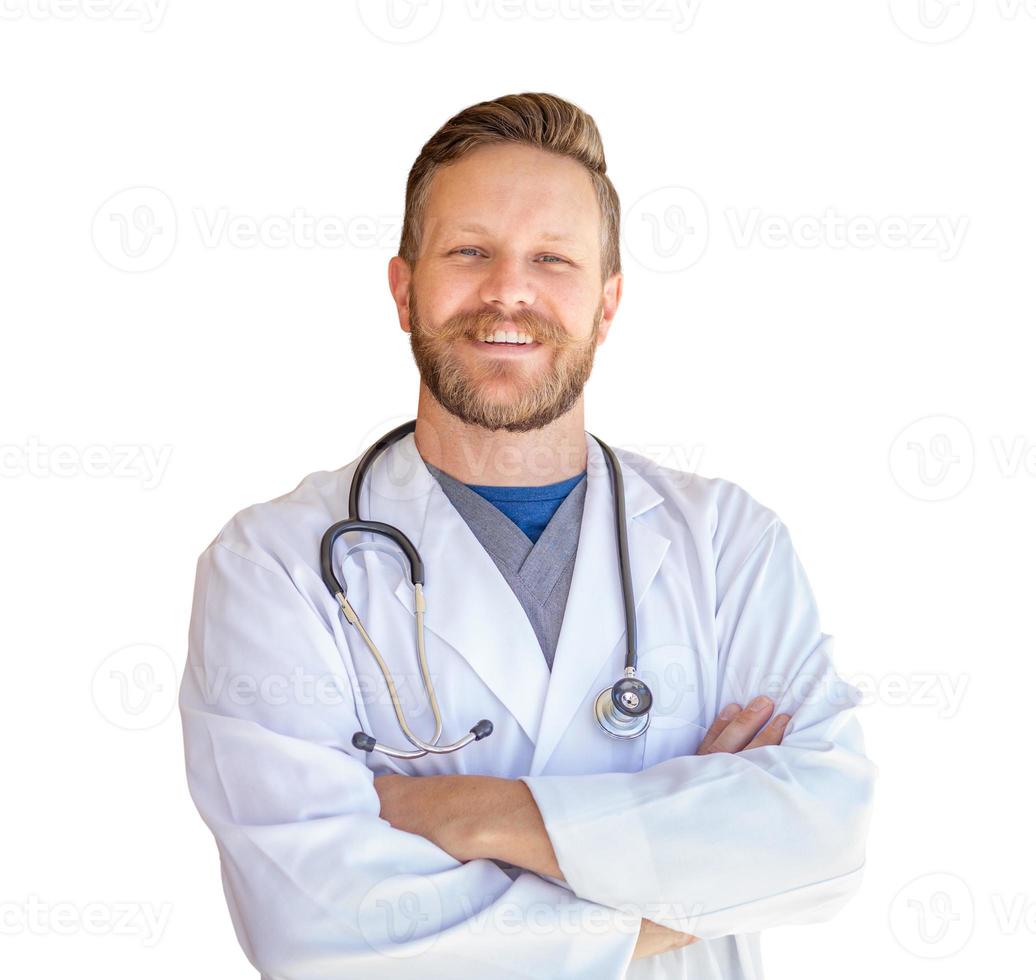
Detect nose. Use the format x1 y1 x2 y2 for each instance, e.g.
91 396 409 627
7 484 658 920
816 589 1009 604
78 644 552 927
478 253 536 313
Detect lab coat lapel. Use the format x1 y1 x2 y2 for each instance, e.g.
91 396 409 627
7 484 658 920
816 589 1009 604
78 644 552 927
529 435 670 776
366 433 551 745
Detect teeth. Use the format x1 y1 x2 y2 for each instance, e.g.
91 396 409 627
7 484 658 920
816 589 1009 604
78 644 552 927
481 330 533 344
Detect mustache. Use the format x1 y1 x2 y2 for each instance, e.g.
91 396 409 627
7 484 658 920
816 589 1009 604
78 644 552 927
430 308 580 350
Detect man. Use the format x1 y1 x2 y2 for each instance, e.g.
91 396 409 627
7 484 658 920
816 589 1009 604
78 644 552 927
180 92 876 978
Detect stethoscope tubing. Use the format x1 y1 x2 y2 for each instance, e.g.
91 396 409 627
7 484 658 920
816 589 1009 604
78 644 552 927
321 419 645 758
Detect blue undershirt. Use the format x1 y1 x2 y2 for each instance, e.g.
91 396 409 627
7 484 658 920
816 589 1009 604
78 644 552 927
464 471 587 544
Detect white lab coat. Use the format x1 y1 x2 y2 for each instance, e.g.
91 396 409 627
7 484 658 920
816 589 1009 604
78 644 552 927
179 431 876 979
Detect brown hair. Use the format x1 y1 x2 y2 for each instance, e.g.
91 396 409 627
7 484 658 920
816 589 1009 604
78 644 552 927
398 92 621 284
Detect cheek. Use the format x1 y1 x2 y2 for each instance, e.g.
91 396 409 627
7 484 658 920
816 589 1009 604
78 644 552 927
414 275 468 319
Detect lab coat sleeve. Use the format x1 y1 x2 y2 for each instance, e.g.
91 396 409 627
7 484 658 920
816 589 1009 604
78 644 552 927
520 517 878 941
179 538 640 979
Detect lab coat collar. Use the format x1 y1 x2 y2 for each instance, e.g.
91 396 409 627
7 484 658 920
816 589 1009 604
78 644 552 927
366 431 669 772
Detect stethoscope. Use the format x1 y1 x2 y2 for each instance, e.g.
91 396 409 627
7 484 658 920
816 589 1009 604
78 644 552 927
320 419 653 760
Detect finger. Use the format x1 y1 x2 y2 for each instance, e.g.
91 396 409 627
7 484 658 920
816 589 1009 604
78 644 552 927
704 696 774 754
696 703 741 755
743 713 791 751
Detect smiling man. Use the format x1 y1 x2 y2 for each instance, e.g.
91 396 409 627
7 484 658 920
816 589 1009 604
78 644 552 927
180 93 876 979
401 141 606 444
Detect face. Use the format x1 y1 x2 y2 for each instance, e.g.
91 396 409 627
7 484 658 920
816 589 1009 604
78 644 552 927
390 142 621 433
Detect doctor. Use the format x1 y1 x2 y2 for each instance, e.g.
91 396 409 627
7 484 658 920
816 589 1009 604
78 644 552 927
179 92 876 978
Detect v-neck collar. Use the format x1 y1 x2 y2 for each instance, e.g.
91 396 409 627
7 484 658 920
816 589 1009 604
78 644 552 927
423 461 587 605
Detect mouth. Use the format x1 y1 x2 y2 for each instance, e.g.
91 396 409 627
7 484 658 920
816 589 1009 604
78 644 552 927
468 330 543 354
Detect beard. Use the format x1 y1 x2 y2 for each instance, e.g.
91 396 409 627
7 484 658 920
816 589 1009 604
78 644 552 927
407 283 603 433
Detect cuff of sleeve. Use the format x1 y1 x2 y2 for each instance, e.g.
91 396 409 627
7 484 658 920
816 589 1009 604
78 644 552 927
519 772 660 918
510 872 640 978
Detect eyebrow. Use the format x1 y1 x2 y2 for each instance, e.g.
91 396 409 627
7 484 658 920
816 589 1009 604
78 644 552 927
451 222 577 244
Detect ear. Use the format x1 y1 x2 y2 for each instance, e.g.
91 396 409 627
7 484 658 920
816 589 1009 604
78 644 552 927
387 255 413 334
594 271 623 346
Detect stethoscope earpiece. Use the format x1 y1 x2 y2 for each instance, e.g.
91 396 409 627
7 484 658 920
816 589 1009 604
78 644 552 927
469 719 494 741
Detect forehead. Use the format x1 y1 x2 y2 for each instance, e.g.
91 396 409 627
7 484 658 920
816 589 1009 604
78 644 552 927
424 143 600 245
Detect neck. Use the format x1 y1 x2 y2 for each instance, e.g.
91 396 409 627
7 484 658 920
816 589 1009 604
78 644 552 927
413 384 588 486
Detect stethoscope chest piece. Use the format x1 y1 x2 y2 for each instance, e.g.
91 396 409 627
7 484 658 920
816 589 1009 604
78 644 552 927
593 676 653 739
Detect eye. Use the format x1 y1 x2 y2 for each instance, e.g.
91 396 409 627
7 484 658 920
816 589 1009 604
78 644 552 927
538 255 567 264
452 247 483 257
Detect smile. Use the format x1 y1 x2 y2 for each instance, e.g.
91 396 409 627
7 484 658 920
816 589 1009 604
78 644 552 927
478 329 536 345
469 336 542 355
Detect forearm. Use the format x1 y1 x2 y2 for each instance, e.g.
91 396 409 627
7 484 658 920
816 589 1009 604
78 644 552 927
461 785 697 960
463 776 566 881
374 772 565 880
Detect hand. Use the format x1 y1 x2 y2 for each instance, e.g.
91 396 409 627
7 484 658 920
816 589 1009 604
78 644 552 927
696 696 790 755
632 916 699 960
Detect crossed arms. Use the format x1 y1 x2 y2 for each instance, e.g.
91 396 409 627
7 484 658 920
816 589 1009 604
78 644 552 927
373 696 795 961
181 518 876 977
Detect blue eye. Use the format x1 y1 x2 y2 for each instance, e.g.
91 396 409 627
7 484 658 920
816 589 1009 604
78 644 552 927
450 248 566 263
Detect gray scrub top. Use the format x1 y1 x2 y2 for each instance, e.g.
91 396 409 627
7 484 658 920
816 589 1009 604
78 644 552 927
422 460 587 671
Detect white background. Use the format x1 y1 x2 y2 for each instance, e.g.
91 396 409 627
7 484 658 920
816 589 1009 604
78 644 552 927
2 1 1034 977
